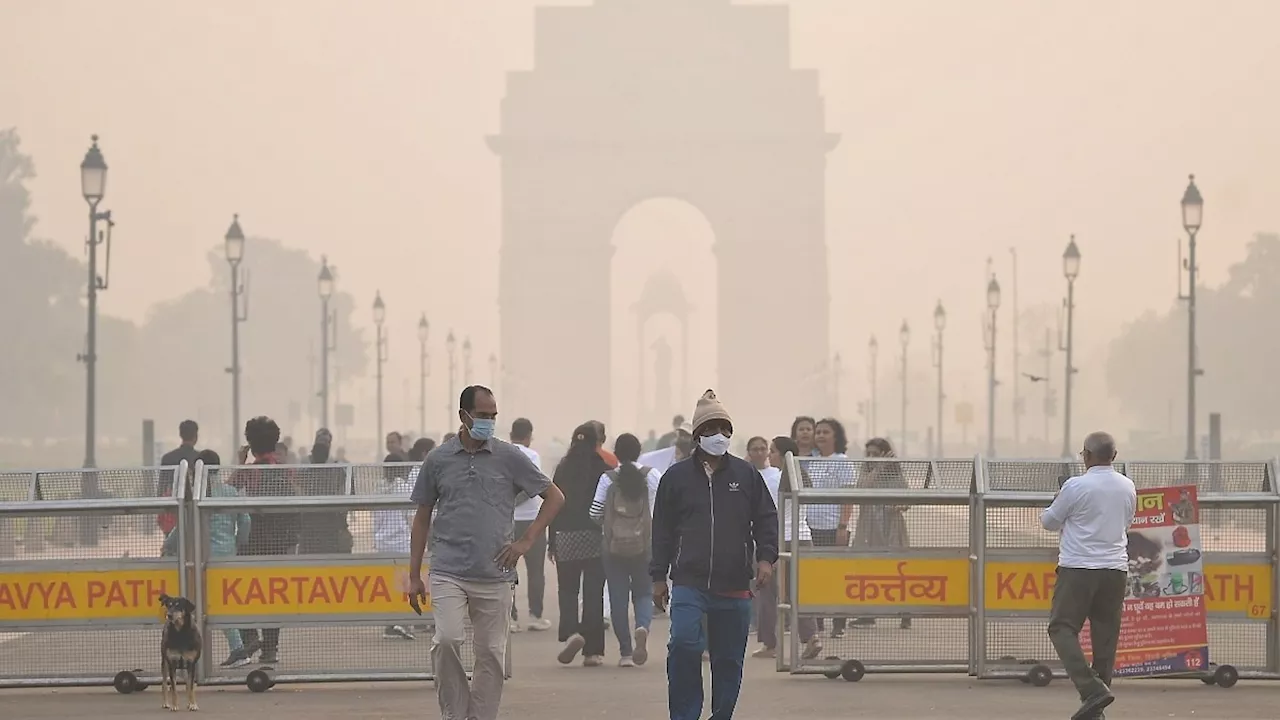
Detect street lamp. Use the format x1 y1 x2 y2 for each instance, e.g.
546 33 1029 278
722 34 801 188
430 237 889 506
446 331 457 430
984 276 1001 456
868 335 879 437
318 257 335 429
417 314 429 435
932 301 946 456
1179 174 1204 459
373 291 387 456
225 214 249 455
899 320 910 455
1060 235 1080 458
463 337 473 385
77 135 112 545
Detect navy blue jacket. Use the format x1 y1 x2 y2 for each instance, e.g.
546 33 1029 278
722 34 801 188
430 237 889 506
649 452 779 593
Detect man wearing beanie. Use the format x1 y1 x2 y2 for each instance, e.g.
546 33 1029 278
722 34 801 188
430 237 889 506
651 390 779 720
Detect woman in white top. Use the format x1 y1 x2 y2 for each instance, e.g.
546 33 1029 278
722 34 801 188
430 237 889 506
804 417 857 638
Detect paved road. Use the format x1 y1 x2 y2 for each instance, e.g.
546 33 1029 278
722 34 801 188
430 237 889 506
3 557 1278 719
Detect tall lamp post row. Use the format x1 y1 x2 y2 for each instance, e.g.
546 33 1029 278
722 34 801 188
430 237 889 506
78 136 112 545
984 275 1002 457
318 258 336 429
1179 175 1204 460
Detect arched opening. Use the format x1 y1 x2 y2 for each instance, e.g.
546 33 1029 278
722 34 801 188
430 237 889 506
610 198 717 440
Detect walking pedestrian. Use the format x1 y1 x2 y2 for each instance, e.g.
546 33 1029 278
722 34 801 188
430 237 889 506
652 390 778 720
407 385 564 720
509 417 552 632
844 437 912 629
227 416 297 666
808 417 855 638
590 432 661 667
1041 431 1135 720
550 423 611 666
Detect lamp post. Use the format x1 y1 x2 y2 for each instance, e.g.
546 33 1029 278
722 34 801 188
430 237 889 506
932 301 946 456
1060 236 1081 458
78 135 111 545
463 337 473 386
1179 175 1204 459
868 335 879 437
899 320 910 454
417 314 429 435
78 136 109 468
446 331 457 429
984 276 1002 456
224 215 248 454
373 292 387 455
317 258 335 429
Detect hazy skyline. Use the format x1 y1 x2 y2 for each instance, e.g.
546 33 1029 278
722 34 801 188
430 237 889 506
4 0 1279 445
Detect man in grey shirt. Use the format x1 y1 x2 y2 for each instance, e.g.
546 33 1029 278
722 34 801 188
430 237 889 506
408 385 564 720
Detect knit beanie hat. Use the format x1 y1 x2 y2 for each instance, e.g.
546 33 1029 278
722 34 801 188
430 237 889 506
691 389 733 435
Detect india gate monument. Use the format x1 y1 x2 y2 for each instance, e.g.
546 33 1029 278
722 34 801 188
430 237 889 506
489 0 838 437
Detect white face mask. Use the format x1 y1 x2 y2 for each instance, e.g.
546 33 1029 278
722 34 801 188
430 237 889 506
698 433 732 457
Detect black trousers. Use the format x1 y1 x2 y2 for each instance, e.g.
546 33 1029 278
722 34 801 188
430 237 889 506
556 556 606 657
511 521 547 620
1047 567 1126 701
809 528 846 634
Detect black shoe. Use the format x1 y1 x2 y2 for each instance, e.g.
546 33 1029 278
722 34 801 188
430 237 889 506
900 617 912 630
258 650 278 666
1071 691 1114 720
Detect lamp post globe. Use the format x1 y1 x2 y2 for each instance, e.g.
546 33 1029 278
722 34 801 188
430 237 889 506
418 314 429 343
224 214 245 263
318 258 335 299
1181 174 1203 233
80 135 107 205
373 291 386 326
900 320 910 348
987 277 1002 310
934 301 946 332
1063 235 1081 281
869 335 878 355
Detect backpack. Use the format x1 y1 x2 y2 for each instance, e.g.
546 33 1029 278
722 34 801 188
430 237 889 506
604 467 652 558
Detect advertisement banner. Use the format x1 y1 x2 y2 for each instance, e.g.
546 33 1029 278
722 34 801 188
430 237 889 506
1083 484 1210 676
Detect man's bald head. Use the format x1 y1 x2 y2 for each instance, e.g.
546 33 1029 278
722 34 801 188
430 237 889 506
1082 431 1117 467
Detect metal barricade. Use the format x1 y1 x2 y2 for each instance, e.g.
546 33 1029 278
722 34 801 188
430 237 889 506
0 463 189 690
975 459 1280 687
781 453 978 681
193 461 508 690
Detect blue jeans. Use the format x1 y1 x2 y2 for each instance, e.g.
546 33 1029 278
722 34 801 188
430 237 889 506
603 553 653 656
667 585 752 720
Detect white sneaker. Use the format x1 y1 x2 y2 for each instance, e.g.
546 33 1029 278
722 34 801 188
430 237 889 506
632 627 649 666
527 616 552 632
558 634 586 664
618 656 635 668
509 620 523 633
583 655 604 667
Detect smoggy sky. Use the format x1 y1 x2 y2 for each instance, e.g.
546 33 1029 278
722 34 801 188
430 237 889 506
3 0 1278 442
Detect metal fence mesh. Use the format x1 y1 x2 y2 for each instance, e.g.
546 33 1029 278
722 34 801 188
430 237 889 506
200 621 460 678
0 509 169 562
803 617 970 665
983 619 1268 671
0 627 166 682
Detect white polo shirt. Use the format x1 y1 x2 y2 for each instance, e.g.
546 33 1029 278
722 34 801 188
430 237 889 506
1040 465 1136 571
513 444 543 522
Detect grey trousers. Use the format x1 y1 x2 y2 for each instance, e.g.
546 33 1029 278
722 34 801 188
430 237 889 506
1047 566 1127 701
430 575 514 720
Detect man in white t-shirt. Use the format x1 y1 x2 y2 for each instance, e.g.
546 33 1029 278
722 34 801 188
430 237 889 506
510 418 552 632
1041 431 1135 720
637 421 693 474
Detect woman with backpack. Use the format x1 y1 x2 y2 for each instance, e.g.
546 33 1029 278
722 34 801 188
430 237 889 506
589 433 662 667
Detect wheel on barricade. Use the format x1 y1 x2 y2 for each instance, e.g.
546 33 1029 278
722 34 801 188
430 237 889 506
822 655 842 679
246 668 275 693
1213 664 1239 688
1200 676 1217 685
1015 658 1038 684
840 660 866 683
113 670 139 694
130 668 148 691
1027 664 1053 687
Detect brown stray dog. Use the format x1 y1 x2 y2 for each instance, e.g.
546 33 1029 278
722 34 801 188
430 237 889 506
159 594 202 712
